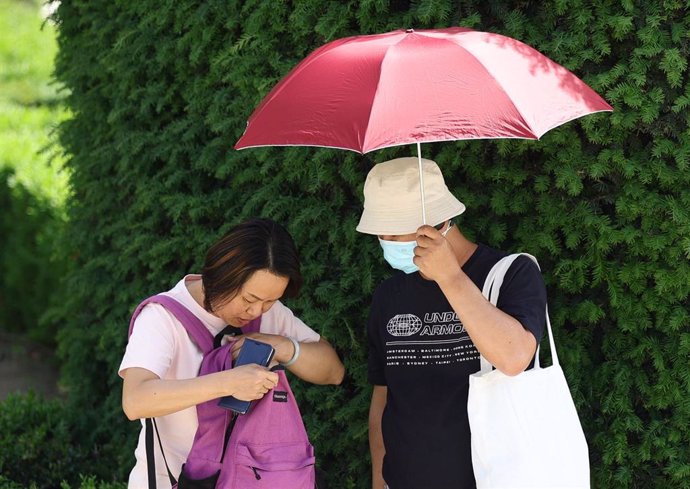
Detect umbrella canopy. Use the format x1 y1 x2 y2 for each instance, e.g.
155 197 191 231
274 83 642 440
235 27 613 154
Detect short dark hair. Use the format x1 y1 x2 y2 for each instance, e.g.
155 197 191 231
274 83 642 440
201 218 303 312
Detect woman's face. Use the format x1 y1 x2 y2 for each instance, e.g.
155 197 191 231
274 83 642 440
213 269 289 327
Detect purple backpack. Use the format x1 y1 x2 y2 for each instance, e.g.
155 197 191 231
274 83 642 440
129 294 316 489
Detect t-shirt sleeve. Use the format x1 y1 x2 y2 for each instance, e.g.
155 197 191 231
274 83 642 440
260 301 320 343
496 255 547 344
118 304 176 379
367 288 387 386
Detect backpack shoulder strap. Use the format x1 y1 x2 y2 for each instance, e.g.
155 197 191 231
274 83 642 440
129 294 214 354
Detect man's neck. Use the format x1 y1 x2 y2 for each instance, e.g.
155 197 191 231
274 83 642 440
448 228 478 268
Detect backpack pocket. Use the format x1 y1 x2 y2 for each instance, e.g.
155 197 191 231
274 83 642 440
234 442 316 488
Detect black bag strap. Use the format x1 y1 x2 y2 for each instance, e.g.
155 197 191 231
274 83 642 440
213 325 237 348
145 418 156 488
145 418 177 488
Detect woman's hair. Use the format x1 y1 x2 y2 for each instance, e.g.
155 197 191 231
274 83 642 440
201 218 303 312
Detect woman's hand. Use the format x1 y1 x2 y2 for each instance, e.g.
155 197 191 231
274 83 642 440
121 363 280 420
224 364 279 401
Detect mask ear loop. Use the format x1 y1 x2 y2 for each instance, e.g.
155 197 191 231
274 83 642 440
441 220 454 237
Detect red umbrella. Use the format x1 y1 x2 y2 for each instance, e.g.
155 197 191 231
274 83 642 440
234 27 612 223
235 27 612 154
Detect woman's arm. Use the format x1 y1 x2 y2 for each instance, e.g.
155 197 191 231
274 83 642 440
282 337 345 385
237 334 345 385
121 364 279 420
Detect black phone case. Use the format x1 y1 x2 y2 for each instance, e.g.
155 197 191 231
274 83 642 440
218 338 275 414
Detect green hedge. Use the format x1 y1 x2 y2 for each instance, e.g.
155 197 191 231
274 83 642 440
0 0 68 345
0 169 67 344
44 1 690 488
0 393 126 489
0 393 73 486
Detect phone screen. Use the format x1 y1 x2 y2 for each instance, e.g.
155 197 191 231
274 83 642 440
218 338 275 414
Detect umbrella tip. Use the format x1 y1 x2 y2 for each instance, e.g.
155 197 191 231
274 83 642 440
406 28 414 33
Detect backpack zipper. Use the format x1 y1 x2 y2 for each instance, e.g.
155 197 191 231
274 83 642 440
252 467 262 480
221 412 239 460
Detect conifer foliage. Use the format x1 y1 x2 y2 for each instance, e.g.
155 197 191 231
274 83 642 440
51 1 689 487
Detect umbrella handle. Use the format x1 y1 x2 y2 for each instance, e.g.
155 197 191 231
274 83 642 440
417 142 427 225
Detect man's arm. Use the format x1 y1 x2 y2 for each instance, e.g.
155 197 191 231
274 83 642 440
436 271 536 375
414 226 537 376
369 385 387 489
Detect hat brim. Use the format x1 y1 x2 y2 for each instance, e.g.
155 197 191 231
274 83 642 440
357 196 466 235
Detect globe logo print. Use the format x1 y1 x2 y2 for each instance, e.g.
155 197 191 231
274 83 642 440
387 314 423 336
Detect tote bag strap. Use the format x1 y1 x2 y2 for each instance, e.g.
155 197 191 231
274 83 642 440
479 253 558 374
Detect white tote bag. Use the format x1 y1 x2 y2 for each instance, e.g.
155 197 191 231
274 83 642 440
468 253 590 489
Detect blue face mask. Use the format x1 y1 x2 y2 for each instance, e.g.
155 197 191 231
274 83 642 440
378 238 419 274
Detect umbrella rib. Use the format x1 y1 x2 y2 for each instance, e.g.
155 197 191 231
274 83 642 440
360 33 411 153
360 63 387 153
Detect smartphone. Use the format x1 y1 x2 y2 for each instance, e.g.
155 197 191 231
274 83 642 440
218 338 275 414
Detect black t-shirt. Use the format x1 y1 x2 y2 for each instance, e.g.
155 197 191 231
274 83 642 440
367 244 547 489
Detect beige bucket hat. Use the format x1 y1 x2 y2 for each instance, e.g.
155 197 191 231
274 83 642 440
356 157 466 235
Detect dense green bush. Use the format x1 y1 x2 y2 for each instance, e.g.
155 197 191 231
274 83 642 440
0 393 90 488
61 476 127 489
44 0 690 488
0 0 68 345
0 169 67 344
0 393 127 489
0 476 125 489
